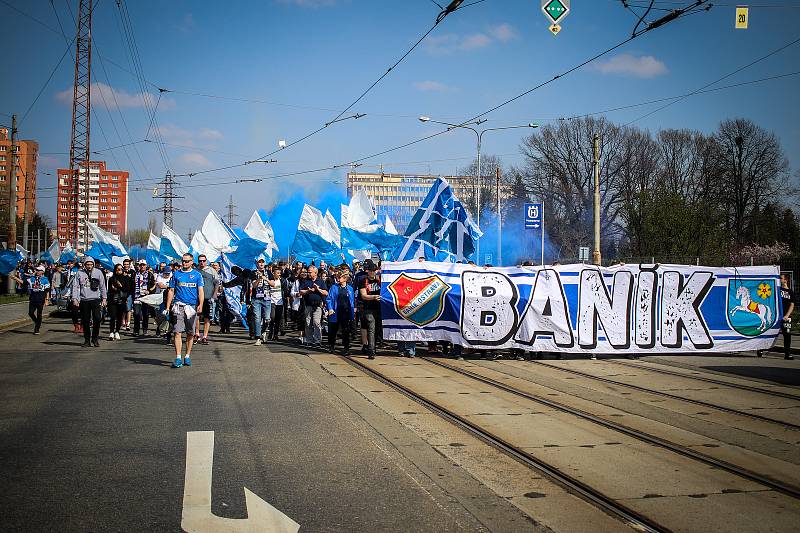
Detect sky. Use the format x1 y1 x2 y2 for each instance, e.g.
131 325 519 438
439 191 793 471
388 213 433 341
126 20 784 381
3 0 799 248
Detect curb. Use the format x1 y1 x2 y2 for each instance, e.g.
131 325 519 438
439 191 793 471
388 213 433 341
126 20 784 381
0 317 32 333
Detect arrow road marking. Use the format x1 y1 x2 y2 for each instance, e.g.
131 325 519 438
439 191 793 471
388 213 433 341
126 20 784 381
181 431 300 533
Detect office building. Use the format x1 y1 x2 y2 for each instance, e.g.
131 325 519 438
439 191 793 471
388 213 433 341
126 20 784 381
347 171 511 234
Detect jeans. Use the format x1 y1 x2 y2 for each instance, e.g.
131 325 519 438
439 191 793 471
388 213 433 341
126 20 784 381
133 301 150 334
79 299 102 342
398 341 416 357
251 298 271 339
362 308 380 354
304 306 323 345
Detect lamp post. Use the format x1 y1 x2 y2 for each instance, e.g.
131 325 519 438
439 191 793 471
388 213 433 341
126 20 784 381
418 117 538 264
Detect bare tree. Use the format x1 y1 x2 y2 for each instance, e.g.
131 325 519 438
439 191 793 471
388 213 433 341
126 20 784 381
712 118 789 246
459 154 504 218
517 116 634 259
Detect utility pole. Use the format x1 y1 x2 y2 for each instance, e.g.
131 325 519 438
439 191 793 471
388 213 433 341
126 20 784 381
225 195 237 227
6 114 18 292
150 171 184 228
496 167 502 267
592 133 602 266
68 0 92 250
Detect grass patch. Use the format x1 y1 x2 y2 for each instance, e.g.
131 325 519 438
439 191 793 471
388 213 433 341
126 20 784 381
0 294 27 305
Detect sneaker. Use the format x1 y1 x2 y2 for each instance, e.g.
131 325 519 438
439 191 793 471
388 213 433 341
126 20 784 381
108 333 115 341
81 341 91 348
201 337 209 345
368 354 375 360
34 330 41 335
786 355 795 360
172 358 183 368
92 339 100 347
255 338 262 346
407 353 415 358
343 349 351 356
114 332 121 340
184 357 192 367
590 355 597 360
261 332 267 342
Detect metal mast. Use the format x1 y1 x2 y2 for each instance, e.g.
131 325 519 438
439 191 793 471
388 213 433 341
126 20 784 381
68 0 92 250
225 195 237 227
150 171 184 228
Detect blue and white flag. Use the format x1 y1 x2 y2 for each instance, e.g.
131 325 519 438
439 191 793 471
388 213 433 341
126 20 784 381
291 204 341 262
40 239 61 264
381 261 781 355
86 222 128 268
195 210 238 261
393 177 482 263
146 231 165 267
160 223 189 261
219 253 244 323
243 210 278 259
0 249 24 275
60 241 77 264
341 189 405 256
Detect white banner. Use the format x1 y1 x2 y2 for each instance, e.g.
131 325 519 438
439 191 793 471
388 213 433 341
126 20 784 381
380 261 781 354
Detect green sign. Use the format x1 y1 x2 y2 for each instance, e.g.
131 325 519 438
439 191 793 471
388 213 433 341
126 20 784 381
542 0 569 24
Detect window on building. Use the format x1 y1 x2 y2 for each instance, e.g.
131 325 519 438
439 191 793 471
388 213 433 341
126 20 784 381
111 183 118 188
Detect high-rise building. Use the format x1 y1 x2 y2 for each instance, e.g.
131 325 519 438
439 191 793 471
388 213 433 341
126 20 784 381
56 161 128 249
347 171 511 234
0 127 39 220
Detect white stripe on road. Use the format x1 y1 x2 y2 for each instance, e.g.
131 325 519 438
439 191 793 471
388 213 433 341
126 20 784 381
181 431 299 533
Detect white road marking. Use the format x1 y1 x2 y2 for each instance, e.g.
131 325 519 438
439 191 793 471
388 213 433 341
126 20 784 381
181 431 300 533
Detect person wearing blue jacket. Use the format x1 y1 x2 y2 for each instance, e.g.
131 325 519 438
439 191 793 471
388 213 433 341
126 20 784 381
326 270 355 355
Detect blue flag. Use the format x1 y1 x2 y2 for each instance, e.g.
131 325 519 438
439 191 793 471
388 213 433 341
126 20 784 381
393 177 482 262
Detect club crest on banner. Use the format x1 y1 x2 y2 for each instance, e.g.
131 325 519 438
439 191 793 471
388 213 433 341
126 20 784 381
727 279 777 336
388 273 450 327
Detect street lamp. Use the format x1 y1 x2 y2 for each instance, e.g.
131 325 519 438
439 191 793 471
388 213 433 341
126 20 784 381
418 116 539 264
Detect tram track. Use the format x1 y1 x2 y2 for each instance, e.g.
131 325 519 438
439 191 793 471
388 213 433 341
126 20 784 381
419 356 800 501
340 354 669 533
605 359 800 401
345 357 800 531
527 360 800 431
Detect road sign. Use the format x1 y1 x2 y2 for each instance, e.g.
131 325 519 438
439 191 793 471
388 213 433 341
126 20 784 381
549 24 561 36
524 203 542 229
735 6 748 29
542 0 570 25
484 253 493 265
579 247 590 262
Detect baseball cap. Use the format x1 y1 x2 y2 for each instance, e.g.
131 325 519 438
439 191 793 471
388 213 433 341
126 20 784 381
138 259 147 265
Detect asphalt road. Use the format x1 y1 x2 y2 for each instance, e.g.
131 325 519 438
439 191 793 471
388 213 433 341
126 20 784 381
0 317 536 533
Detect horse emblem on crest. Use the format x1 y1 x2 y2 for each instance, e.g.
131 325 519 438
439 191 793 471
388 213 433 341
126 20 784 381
727 279 777 336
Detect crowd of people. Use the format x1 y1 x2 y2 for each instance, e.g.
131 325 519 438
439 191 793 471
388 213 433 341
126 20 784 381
6 257 797 363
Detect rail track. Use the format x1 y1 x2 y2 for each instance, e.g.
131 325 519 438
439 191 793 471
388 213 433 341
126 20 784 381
340 355 669 533
526 359 800 430
605 359 800 401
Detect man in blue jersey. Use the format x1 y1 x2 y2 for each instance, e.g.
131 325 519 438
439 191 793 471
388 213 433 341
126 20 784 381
165 253 204 368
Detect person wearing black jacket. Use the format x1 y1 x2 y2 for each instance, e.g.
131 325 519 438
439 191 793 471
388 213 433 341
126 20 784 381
107 264 133 340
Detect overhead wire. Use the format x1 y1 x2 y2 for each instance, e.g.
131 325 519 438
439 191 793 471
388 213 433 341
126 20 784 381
169 0 480 178
623 35 800 126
